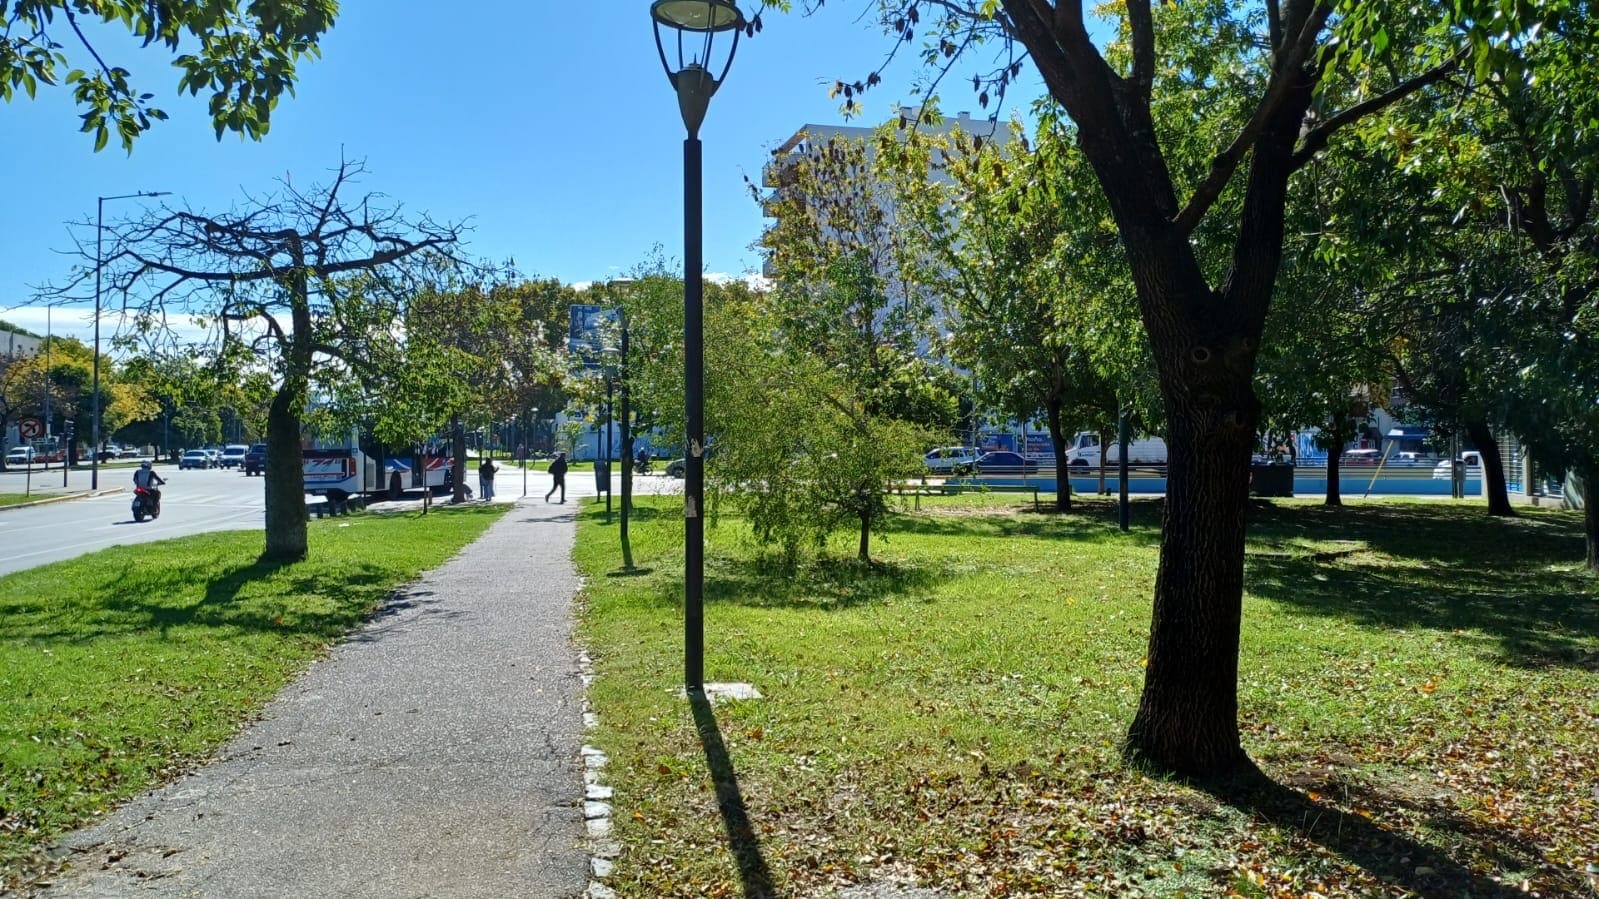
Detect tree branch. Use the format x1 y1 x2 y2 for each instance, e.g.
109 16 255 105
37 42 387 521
1290 47 1466 170
1172 1 1335 234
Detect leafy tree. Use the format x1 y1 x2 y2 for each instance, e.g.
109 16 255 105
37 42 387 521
46 160 461 561
759 128 962 437
882 113 1131 507
0 334 152 464
786 0 1564 774
1 0 337 151
710 262 927 565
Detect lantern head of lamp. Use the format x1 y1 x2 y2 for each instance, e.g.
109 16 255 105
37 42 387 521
651 0 745 138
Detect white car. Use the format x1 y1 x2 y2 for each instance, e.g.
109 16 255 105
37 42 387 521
180 449 214 470
221 444 249 468
923 446 980 474
6 446 35 465
1432 451 1483 480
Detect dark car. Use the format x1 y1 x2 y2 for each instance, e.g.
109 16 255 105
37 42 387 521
243 443 268 476
972 451 1039 475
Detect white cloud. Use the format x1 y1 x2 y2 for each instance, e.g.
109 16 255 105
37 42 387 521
0 303 214 352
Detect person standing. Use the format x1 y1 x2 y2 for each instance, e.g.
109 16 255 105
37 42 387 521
545 451 567 503
478 456 497 502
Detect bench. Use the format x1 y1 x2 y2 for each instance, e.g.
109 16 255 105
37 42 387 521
939 482 1050 511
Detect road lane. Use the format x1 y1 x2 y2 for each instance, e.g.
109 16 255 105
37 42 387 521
0 466 271 577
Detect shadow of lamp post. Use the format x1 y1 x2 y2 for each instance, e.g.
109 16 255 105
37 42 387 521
650 0 745 692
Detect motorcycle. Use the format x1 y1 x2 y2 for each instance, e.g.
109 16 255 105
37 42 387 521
633 456 652 476
132 486 162 522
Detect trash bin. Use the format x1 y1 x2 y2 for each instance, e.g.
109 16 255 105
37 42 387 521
1250 462 1294 497
594 461 610 494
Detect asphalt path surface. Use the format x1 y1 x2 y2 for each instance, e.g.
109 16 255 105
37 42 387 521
37 498 591 898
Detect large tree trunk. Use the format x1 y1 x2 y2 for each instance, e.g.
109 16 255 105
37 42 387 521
1464 418 1515 517
261 385 308 562
1117 72 1309 777
1044 391 1073 512
1324 413 1344 507
262 264 313 563
1125 327 1257 776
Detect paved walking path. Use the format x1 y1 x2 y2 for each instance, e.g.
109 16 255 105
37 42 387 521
38 498 590 898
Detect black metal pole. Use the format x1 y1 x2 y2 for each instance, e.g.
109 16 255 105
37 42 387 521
685 135 705 692
620 312 635 569
1118 406 1130 532
605 376 614 519
92 196 103 491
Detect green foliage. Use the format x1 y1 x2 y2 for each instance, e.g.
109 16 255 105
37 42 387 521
575 495 1597 896
880 112 1135 455
1 0 336 151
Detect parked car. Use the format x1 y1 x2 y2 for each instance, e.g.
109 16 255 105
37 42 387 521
220 444 249 469
924 446 980 474
243 443 268 476
1339 448 1383 466
972 450 1039 475
665 457 686 478
6 446 35 465
1433 451 1483 480
118 445 141 459
180 449 215 470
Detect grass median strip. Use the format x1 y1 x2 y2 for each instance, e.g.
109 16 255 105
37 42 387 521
0 494 35 508
575 496 1598 897
0 503 506 881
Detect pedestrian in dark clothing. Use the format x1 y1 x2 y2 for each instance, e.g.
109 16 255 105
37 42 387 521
545 451 568 503
478 457 497 502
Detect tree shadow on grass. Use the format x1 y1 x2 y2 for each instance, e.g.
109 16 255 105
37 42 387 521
885 496 1164 545
1 555 395 645
1197 767 1528 898
1248 502 1584 568
683 556 944 612
689 690 777 899
1244 509 1598 671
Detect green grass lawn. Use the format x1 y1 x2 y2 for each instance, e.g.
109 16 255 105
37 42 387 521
0 494 40 507
0 504 506 883
575 495 1598 897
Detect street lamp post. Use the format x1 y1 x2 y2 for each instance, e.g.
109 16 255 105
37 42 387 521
651 0 744 692
93 190 170 490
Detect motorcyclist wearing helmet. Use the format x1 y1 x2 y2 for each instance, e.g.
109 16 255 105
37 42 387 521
133 460 166 511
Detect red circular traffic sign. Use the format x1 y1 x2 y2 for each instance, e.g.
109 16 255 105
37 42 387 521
17 417 44 439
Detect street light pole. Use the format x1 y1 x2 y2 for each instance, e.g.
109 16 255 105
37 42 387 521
93 190 170 490
651 0 744 692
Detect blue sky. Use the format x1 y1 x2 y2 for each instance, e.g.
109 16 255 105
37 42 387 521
1 1 1043 345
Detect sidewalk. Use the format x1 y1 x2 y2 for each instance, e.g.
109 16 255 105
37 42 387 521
37 497 590 898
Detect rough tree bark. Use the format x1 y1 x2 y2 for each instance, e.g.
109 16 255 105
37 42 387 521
1324 413 1345 507
261 245 313 562
1464 418 1516 517
1045 369 1074 512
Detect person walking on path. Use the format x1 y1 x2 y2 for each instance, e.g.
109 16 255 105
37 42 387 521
545 450 568 503
35 500 590 898
478 455 497 502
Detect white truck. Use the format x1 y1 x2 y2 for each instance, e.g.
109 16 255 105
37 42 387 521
1063 431 1168 468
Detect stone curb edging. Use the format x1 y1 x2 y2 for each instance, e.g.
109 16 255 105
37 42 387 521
0 487 124 512
578 650 621 899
